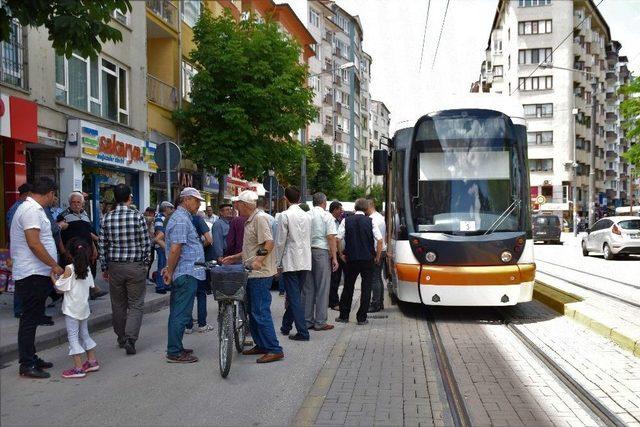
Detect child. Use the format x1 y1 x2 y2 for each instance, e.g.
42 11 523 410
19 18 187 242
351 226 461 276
53 238 100 378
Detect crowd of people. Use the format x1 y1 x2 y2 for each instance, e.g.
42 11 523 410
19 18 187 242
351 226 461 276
7 176 387 378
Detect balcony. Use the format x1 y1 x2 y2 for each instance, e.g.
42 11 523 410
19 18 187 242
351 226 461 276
146 0 179 33
605 91 616 102
605 71 616 82
335 102 342 115
606 130 617 140
334 131 342 143
606 51 618 63
147 74 177 111
605 112 617 122
323 124 333 135
605 150 617 159
606 169 617 178
323 94 333 105
323 31 332 42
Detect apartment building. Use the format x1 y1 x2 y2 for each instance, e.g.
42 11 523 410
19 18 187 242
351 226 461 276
306 0 374 187
1 2 151 237
369 100 391 186
476 0 634 221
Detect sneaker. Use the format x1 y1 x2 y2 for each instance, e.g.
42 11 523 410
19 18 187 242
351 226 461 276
124 339 136 355
357 319 369 326
62 367 86 379
335 317 349 323
19 366 50 379
184 328 194 335
166 353 199 363
82 360 100 373
196 324 214 333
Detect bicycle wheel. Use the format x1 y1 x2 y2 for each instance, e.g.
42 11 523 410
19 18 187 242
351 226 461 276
218 303 234 378
234 301 247 353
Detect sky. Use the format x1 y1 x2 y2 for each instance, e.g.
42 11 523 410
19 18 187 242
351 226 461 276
277 0 640 132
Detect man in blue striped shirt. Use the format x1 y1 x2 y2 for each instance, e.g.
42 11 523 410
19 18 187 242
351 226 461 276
163 188 206 363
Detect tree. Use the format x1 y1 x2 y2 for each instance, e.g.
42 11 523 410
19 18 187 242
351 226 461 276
173 10 317 204
620 76 640 210
366 184 384 207
1 0 131 58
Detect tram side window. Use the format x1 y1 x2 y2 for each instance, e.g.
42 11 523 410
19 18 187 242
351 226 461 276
394 150 408 239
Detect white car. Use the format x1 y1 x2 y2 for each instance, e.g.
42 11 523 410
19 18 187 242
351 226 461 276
581 216 640 260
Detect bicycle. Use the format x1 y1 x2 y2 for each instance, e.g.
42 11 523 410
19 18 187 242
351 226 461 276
196 249 266 378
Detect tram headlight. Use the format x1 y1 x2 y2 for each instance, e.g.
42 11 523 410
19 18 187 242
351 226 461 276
501 251 513 263
425 251 437 263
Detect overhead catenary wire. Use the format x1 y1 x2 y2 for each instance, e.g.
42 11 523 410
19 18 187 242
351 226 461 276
509 0 607 95
431 0 451 70
418 0 432 72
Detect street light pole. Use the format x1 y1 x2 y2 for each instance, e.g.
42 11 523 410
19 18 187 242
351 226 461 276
572 108 579 236
301 62 356 201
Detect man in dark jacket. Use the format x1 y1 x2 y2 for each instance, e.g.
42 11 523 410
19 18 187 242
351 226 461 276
335 198 383 325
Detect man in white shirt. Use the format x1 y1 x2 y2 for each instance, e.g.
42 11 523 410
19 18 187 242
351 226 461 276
302 193 338 332
10 177 63 379
204 206 218 230
275 186 312 341
366 198 387 313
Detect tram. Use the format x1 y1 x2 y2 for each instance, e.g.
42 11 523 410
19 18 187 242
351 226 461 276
374 96 535 306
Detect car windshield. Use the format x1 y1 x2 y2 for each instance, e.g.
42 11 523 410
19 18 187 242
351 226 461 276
618 220 640 230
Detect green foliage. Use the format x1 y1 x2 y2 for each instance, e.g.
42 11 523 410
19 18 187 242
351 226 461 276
366 184 384 207
620 76 640 172
173 10 317 198
1 0 131 58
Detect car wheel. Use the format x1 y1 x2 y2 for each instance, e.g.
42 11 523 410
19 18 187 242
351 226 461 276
603 243 615 260
581 241 589 256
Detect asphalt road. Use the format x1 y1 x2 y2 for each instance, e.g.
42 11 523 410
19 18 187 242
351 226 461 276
0 291 346 427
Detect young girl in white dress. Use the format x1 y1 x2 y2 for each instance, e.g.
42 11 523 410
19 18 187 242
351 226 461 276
53 238 100 378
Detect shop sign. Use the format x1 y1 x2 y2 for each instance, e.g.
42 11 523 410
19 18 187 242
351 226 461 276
203 172 224 193
67 119 157 173
0 93 38 143
539 202 569 211
179 171 193 188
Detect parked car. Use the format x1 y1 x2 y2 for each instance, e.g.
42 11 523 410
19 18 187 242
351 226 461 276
532 214 562 244
581 216 640 260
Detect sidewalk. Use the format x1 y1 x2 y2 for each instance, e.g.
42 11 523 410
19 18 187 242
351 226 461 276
0 268 169 364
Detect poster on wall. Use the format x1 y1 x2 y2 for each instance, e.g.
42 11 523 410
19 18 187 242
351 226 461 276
66 119 158 173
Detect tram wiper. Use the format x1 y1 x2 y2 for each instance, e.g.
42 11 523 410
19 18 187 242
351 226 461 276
483 199 521 235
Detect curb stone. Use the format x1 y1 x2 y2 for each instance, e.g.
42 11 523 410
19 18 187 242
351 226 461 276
533 280 640 357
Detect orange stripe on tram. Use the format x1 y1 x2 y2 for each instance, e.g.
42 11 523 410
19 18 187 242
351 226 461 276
418 264 536 286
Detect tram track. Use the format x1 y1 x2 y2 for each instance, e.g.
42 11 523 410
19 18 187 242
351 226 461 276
536 269 640 310
424 306 629 427
536 259 639 290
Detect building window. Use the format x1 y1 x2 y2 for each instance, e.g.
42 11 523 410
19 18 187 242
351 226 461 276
309 9 319 27
519 0 551 7
518 20 552 35
55 54 129 125
530 159 553 172
493 38 502 53
112 8 129 26
518 48 552 65
518 76 553 91
527 131 553 145
181 0 201 27
182 60 197 101
493 65 503 77
0 19 27 90
523 103 553 118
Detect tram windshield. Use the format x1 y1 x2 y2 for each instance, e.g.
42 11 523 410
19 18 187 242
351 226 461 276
410 111 527 235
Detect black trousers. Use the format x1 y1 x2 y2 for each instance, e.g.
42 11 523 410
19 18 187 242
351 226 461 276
329 258 344 308
339 260 374 323
16 275 51 367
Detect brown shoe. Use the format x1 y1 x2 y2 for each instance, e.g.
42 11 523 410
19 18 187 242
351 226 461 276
257 353 284 363
314 324 335 331
166 353 198 363
183 348 193 354
242 346 267 356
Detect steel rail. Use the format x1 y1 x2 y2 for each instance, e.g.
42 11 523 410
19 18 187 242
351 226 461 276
425 311 472 427
536 270 640 309
536 259 639 289
501 316 628 427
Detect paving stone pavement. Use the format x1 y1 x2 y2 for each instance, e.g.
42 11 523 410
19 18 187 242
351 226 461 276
433 305 600 427
312 300 451 427
507 302 640 426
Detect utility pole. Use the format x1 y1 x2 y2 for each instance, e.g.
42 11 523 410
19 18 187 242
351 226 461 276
572 108 579 236
588 78 598 228
300 127 307 202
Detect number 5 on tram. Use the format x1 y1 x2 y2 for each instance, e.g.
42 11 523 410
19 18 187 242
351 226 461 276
374 97 535 306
